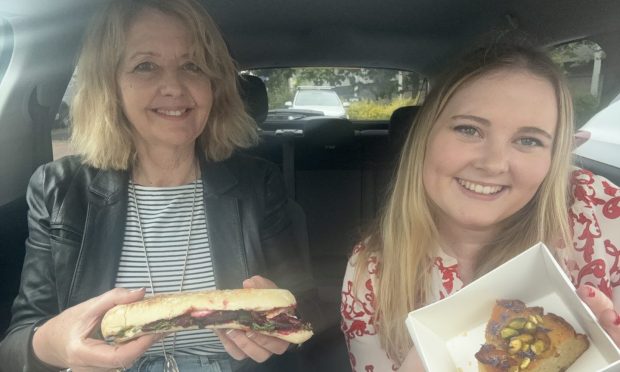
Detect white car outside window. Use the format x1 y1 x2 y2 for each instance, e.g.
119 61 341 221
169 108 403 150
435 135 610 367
287 89 347 118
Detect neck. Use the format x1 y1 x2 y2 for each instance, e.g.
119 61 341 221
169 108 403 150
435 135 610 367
436 220 498 285
133 147 198 187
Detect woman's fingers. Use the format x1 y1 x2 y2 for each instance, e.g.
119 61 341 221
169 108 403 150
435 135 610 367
242 275 277 289
245 331 289 355
597 308 620 345
577 284 614 319
78 333 162 369
33 287 152 370
577 284 620 347
217 329 278 362
215 329 249 360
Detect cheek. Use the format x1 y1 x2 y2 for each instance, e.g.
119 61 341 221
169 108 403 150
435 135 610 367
515 154 552 192
425 137 465 176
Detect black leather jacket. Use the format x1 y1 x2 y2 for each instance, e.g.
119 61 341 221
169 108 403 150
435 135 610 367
0 153 319 372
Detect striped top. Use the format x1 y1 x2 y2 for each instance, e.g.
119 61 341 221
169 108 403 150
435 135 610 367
115 180 225 355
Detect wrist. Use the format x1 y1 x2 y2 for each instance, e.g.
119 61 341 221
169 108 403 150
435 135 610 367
31 319 65 369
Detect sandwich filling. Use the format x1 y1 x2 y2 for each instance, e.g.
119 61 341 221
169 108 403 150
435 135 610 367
109 306 311 341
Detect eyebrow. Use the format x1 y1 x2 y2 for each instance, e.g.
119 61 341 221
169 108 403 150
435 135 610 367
127 51 159 60
451 115 553 140
126 51 191 60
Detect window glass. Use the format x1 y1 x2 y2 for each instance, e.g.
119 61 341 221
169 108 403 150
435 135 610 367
549 40 605 128
247 67 427 121
0 17 14 83
52 71 77 160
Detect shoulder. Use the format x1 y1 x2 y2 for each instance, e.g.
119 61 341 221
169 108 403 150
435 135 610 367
342 243 380 305
570 168 619 212
27 156 114 216
28 155 95 196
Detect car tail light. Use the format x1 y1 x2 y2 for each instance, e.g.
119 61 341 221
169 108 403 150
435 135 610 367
573 130 591 149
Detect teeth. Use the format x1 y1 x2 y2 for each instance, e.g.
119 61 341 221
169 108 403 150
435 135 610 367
156 109 186 116
458 179 503 195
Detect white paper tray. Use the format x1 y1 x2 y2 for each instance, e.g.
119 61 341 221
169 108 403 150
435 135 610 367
406 242 620 372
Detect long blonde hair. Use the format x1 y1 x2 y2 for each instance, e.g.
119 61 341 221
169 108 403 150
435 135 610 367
71 0 257 170
357 44 575 363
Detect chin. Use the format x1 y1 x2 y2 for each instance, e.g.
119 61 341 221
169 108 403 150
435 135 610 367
455 216 503 231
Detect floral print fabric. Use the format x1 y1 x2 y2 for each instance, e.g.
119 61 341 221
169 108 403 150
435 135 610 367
340 170 620 371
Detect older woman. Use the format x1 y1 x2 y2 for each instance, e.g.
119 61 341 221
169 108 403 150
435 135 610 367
0 0 318 371
340 43 620 371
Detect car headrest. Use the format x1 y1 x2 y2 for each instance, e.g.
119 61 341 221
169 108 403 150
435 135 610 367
239 74 268 124
301 117 355 146
389 105 420 144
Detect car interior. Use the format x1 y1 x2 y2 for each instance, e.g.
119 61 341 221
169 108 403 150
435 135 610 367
1 0 620 371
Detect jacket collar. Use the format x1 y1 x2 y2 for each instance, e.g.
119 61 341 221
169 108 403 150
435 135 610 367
198 151 238 197
86 152 240 200
68 154 244 306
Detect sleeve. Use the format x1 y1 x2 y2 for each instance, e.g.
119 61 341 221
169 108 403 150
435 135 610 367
341 244 399 372
257 162 328 335
565 169 620 308
0 164 59 372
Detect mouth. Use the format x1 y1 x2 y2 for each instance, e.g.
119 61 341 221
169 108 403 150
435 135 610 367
456 178 506 196
153 108 191 117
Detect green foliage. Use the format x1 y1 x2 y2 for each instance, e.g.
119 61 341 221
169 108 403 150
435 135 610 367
250 67 426 110
296 68 358 86
253 68 294 109
347 98 418 120
573 94 600 129
550 40 604 69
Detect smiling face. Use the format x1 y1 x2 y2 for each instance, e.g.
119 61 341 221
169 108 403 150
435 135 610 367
422 69 558 233
117 8 213 155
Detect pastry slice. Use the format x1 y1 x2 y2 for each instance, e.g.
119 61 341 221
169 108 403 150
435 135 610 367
475 299 589 372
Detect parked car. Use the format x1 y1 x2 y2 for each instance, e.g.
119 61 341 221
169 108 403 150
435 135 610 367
1 0 620 371
285 87 348 118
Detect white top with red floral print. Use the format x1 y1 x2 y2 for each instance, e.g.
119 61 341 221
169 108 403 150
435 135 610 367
340 169 620 372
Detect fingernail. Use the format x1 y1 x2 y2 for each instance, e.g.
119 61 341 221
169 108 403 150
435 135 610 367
614 312 620 326
587 286 596 298
130 287 145 293
226 329 235 335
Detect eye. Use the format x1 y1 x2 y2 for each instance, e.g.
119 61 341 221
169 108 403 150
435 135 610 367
516 137 544 147
453 125 481 137
182 62 202 73
133 62 157 73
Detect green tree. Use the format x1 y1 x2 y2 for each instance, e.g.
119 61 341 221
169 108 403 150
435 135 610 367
252 68 294 109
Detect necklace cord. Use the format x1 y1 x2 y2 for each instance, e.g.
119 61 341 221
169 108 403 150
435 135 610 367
130 159 198 360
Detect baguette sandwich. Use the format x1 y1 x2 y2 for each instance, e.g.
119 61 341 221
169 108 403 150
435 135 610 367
101 288 313 344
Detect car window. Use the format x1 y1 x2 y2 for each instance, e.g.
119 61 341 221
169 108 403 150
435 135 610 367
549 40 605 128
51 71 76 160
247 67 427 121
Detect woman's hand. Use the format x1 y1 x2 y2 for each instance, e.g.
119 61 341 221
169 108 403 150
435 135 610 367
32 287 162 371
215 275 290 363
577 284 620 346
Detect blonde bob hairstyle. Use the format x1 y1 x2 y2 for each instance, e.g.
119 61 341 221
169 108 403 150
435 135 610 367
356 43 575 363
70 0 257 170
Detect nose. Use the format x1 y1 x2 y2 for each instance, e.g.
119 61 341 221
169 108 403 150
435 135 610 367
473 140 509 175
159 70 184 97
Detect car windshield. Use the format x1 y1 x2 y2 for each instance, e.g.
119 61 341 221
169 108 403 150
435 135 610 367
295 90 340 106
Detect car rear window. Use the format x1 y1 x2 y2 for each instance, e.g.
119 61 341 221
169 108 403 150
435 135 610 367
549 40 606 128
246 67 427 121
